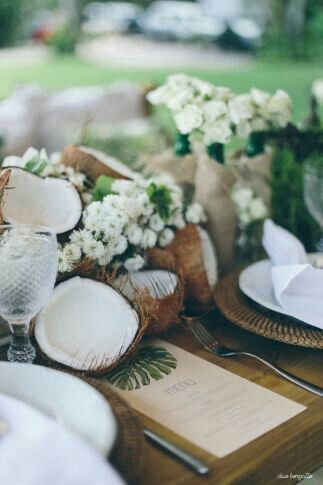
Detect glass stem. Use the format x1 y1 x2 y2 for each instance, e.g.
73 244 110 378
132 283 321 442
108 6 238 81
7 320 35 364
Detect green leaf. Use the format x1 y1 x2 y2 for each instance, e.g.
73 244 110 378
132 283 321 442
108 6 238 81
25 157 48 175
146 183 172 223
106 346 177 391
92 175 115 201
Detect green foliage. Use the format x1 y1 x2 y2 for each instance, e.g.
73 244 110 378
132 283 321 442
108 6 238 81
146 182 172 222
271 146 320 251
0 0 22 47
92 175 115 201
25 157 47 176
51 25 79 55
107 346 177 391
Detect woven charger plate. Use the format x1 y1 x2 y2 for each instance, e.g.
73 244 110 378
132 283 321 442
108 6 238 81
214 269 323 350
85 378 145 483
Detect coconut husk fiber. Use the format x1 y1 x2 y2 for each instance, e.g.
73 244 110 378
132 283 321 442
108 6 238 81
194 155 236 275
0 170 10 223
60 145 134 183
227 147 272 207
148 224 214 312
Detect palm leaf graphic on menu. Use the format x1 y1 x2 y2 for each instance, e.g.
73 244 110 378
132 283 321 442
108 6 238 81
107 346 177 391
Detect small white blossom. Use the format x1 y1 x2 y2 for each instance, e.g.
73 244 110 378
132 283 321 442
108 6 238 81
159 228 175 247
312 79 323 105
185 203 206 224
174 104 204 134
149 213 165 232
141 229 158 249
124 254 145 272
232 185 268 226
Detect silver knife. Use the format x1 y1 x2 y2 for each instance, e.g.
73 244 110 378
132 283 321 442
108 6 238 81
143 428 210 476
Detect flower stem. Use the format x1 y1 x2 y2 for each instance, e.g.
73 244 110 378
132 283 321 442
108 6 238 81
207 143 224 164
246 132 266 157
174 133 191 156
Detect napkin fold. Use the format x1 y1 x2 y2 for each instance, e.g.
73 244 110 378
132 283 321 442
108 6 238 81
262 219 323 330
0 392 124 485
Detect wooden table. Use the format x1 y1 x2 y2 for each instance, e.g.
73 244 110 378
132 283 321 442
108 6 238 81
136 311 323 485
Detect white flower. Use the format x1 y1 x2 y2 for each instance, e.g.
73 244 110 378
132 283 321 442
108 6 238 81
69 172 86 188
266 90 292 127
185 203 205 224
214 86 234 102
63 243 82 262
124 254 145 272
250 116 268 132
249 198 268 220
229 94 254 125
141 229 158 249
202 100 228 122
169 210 186 229
231 186 254 210
125 223 143 246
250 88 270 107
312 79 323 105
201 119 232 145
174 104 203 134
159 228 175 247
167 88 194 112
236 120 252 138
149 213 165 232
146 84 174 106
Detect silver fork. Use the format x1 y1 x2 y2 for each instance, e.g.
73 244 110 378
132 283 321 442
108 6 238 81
188 319 323 397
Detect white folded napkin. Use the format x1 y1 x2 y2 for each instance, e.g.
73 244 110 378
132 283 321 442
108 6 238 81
262 219 323 330
0 392 124 485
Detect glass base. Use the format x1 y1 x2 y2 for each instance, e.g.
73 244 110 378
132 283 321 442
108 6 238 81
7 343 36 364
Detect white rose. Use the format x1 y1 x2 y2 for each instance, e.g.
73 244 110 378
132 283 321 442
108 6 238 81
191 78 216 98
159 228 175 247
214 86 234 102
249 198 268 220
312 79 323 105
146 85 174 106
202 119 232 145
236 120 252 138
229 94 254 125
167 88 194 112
266 90 292 127
250 88 270 107
125 223 143 246
149 213 165 232
124 254 145 272
169 210 186 229
202 100 228 123
174 104 203 135
141 229 158 249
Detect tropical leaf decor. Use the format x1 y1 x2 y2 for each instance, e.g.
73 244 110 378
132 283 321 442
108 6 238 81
106 346 177 391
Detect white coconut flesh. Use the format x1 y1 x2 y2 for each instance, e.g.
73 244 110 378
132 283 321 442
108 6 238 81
78 145 140 180
2 168 82 235
35 277 139 371
197 226 218 288
116 270 178 301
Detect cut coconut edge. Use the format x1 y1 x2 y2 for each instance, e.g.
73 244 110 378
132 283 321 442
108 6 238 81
33 272 149 375
0 167 83 236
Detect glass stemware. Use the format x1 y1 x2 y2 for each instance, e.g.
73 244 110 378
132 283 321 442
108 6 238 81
0 225 57 364
304 160 323 252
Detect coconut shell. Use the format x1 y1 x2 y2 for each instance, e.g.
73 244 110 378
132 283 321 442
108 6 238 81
148 224 214 312
116 265 184 337
0 170 10 224
32 259 149 377
60 145 133 183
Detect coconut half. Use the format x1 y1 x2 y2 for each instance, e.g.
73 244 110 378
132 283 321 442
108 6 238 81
1 168 82 236
116 270 184 335
34 276 141 373
60 145 139 183
149 224 217 311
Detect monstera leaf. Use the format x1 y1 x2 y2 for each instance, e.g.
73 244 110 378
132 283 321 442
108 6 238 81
107 346 177 391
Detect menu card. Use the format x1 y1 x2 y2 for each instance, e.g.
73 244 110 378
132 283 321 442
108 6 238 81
112 340 306 458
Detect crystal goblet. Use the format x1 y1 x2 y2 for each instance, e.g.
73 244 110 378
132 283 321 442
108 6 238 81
0 225 57 364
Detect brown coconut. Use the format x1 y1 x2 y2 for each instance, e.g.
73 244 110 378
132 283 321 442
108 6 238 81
0 170 10 223
60 145 138 183
116 254 184 336
148 224 215 312
32 259 149 376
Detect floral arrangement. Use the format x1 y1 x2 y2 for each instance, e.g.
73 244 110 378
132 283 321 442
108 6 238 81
58 175 206 273
147 75 292 160
231 185 268 227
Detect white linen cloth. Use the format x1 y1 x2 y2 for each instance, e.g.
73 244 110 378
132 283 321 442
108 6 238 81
0 392 124 485
262 219 323 329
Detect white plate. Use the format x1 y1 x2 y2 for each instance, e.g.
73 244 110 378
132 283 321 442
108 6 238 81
0 362 116 456
239 254 319 317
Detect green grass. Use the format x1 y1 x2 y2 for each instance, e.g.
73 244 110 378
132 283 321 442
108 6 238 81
1 54 323 122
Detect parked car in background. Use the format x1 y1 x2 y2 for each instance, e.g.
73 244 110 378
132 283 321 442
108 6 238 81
137 1 225 42
82 2 143 35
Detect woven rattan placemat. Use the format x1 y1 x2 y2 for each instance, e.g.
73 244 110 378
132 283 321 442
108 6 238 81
214 269 323 349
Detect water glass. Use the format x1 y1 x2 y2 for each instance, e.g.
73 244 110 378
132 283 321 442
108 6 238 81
0 225 57 364
304 160 323 251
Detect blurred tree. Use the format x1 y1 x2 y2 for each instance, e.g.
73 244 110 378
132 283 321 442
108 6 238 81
0 0 23 47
